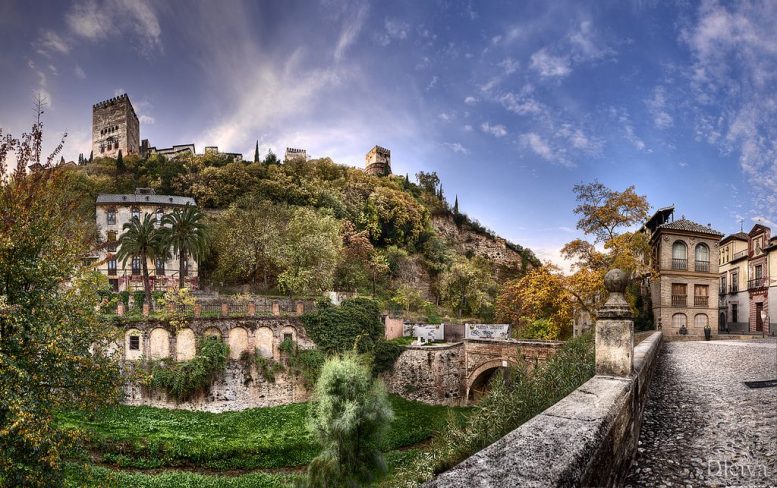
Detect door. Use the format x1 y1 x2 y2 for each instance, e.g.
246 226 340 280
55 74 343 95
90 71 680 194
756 302 764 332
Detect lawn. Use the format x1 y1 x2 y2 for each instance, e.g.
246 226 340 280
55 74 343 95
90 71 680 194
60 395 468 486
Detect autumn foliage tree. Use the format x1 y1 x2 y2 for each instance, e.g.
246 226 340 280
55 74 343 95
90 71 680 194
0 118 122 486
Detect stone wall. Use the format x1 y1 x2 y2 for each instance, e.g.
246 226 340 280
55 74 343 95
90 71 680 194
383 343 465 405
120 317 314 412
424 331 664 487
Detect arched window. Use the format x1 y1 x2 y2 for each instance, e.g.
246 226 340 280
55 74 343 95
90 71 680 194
156 208 164 224
672 241 687 270
106 230 118 252
131 207 140 220
694 314 708 328
672 313 687 330
695 244 710 272
131 256 142 275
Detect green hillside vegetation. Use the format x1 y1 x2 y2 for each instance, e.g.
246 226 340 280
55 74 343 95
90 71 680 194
62 152 538 321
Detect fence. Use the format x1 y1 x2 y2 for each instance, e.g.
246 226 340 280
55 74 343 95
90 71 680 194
112 296 317 319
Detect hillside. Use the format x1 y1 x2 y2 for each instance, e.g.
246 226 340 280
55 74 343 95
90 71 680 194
61 152 538 321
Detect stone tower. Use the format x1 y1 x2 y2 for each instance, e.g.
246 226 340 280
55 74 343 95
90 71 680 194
285 147 307 162
92 94 140 159
365 145 391 176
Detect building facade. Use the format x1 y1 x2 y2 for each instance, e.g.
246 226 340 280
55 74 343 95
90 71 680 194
92 94 140 158
94 188 199 292
284 147 307 162
743 225 775 334
647 214 723 337
718 232 749 332
365 145 391 176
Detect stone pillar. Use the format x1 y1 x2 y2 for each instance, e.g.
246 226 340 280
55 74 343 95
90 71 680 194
142 303 150 316
272 302 280 316
248 302 256 316
221 303 229 316
117 303 125 316
194 303 202 318
596 269 634 377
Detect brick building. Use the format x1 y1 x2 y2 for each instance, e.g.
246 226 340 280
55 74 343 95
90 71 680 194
718 231 749 332
94 188 199 291
645 207 723 337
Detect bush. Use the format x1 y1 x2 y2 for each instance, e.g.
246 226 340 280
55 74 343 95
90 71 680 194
132 290 146 309
372 340 404 376
301 297 383 354
279 339 325 389
150 339 229 401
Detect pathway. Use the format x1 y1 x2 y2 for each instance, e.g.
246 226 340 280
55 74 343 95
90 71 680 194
625 338 777 487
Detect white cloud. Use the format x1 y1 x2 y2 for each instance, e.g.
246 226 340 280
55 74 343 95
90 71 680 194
609 107 646 151
646 86 673 129
462 124 473 132
480 122 507 137
74 65 86 79
139 115 155 124
556 124 602 153
385 18 409 40
520 132 571 166
66 0 162 55
48 64 58 76
334 2 368 61
498 57 520 75
36 30 69 56
426 75 439 91
530 49 571 78
751 216 777 228
464 96 478 105
444 142 469 154
500 93 546 116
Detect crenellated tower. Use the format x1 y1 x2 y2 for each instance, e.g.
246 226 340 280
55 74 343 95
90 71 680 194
365 145 391 176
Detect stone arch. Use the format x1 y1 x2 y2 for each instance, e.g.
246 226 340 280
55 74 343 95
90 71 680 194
125 328 143 361
148 327 170 359
255 327 274 358
203 326 223 340
281 325 298 344
228 326 249 360
176 327 196 361
466 358 517 402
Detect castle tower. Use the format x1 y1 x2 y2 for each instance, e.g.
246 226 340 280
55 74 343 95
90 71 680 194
92 94 140 159
365 145 391 176
285 147 307 162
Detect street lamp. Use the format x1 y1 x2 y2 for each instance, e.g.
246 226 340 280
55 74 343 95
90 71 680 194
760 310 768 337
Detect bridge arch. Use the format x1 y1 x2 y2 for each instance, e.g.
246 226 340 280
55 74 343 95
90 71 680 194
466 358 518 402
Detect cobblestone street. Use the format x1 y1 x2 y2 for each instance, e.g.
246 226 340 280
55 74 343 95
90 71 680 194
626 339 777 487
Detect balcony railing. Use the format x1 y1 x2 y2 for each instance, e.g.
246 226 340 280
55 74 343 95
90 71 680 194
730 283 739 293
695 261 710 273
694 296 709 307
719 285 726 295
733 250 748 260
748 276 769 289
672 294 687 307
672 258 688 270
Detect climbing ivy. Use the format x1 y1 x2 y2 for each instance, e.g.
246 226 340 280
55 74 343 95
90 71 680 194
301 297 384 354
148 339 229 401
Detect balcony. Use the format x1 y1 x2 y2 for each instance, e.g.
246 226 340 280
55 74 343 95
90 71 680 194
748 276 769 290
732 250 748 260
671 258 687 270
695 261 710 273
671 294 687 307
719 285 727 295
694 296 709 307
730 283 739 293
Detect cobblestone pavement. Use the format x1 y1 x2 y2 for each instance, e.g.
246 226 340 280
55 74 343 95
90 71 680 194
625 338 777 488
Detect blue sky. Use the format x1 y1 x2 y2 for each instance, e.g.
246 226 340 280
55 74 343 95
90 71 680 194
2 0 777 269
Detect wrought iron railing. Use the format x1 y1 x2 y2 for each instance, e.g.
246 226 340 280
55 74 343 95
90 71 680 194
695 261 710 273
694 296 709 307
672 258 687 270
748 276 769 289
671 294 687 307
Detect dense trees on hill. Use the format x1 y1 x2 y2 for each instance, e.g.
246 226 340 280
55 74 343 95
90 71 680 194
59 151 539 321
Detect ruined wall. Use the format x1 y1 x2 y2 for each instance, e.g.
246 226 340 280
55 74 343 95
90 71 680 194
120 317 314 412
383 343 465 405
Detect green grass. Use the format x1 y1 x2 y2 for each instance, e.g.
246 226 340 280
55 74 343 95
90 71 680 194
58 395 468 472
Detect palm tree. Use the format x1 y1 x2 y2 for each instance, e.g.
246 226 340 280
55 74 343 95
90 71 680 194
117 214 164 310
160 206 208 289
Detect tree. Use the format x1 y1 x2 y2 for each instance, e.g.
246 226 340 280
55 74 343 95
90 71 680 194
275 207 341 295
335 221 374 292
0 118 121 486
304 355 393 488
415 171 440 194
116 149 124 172
254 140 259 163
439 257 498 319
302 297 384 354
117 214 164 309
572 180 650 244
453 195 459 215
360 186 428 248
263 149 280 165
160 206 208 289
88 149 93 162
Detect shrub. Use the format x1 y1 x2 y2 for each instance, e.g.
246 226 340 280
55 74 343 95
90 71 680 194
304 355 393 488
150 339 229 401
301 297 383 354
372 340 404 376
279 339 325 389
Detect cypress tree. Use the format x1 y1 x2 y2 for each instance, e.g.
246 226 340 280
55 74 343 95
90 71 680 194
59 156 65 165
89 150 93 163
254 140 259 163
454 195 459 215
116 150 124 172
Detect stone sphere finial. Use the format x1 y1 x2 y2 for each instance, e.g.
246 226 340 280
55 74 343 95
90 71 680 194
604 269 628 293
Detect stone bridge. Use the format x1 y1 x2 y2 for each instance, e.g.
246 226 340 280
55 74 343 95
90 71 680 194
384 338 563 405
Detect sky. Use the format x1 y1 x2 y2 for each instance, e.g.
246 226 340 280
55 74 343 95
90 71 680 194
2 0 777 270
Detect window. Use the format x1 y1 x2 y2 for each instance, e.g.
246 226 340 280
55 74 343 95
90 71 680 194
114 142 119 150
156 208 164 225
720 276 726 293
131 207 140 220
732 304 738 323
108 258 117 276
672 313 687 329
694 285 709 306
129 335 140 350
107 231 118 252
731 271 739 292
694 314 708 328
106 208 117 225
695 244 710 272
109 279 119 292
672 241 687 270
755 264 763 280
131 256 142 275
155 258 165 275
100 145 105 153
671 283 687 306
283 333 293 342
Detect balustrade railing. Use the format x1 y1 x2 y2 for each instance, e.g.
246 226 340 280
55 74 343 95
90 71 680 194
672 258 687 270
671 294 687 307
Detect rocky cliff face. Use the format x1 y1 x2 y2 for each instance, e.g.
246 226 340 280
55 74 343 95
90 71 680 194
432 215 531 272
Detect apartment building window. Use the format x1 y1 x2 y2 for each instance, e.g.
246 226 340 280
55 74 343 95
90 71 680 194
672 283 687 306
108 258 117 276
106 208 117 225
732 303 738 323
719 275 726 294
694 285 709 307
106 231 118 252
131 207 141 220
129 335 140 351
109 279 119 292
755 264 763 280
694 314 708 328
695 244 710 272
155 258 165 276
672 241 687 270
131 256 142 275
672 313 687 329
731 271 739 292
156 208 164 225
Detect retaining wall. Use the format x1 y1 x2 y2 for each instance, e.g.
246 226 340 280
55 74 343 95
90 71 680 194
425 331 663 487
